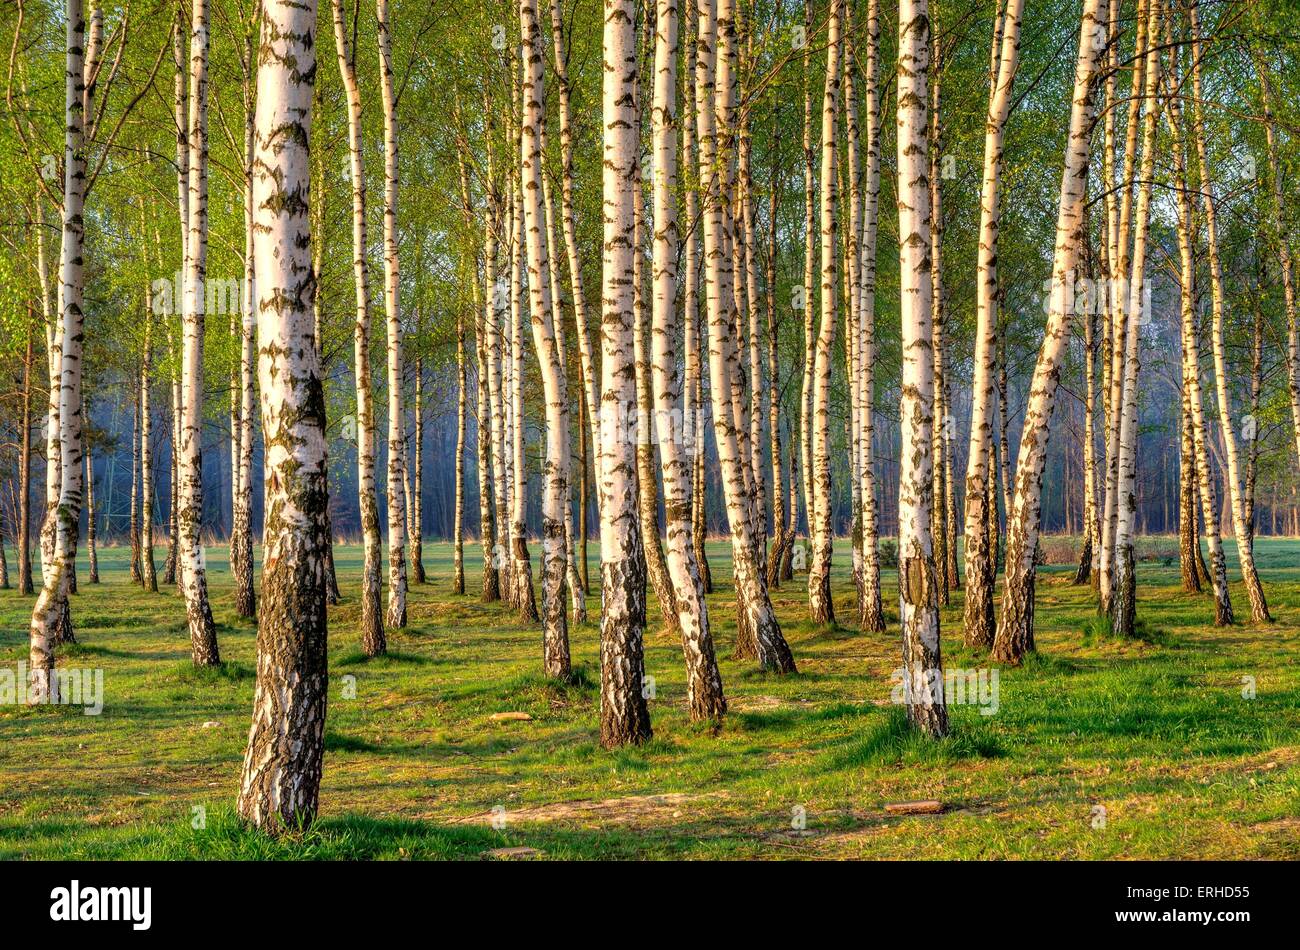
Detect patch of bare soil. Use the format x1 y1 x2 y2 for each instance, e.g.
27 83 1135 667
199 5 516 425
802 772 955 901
453 791 730 827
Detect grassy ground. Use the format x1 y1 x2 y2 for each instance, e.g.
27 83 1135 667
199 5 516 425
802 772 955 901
0 536 1297 860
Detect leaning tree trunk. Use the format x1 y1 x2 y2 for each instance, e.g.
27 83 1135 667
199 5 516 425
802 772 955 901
992 0 1106 664
1189 4 1267 623
599 0 653 746
377 0 408 630
895 0 948 737
651 0 726 724
520 0 572 679
179 0 220 666
807 0 841 627
701 0 795 672
331 0 384 655
964 0 1024 648
1168 81 1234 625
237 0 329 831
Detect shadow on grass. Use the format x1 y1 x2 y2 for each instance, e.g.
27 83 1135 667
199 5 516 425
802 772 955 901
334 649 432 667
826 708 1005 769
171 659 256 683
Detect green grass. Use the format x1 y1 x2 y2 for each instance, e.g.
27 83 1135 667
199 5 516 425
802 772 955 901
0 536 1297 860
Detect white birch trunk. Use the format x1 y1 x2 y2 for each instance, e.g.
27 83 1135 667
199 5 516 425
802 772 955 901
237 0 329 830
992 0 1106 663
377 0 407 630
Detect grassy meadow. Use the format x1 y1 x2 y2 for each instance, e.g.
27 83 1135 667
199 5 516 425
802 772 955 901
0 536 1297 860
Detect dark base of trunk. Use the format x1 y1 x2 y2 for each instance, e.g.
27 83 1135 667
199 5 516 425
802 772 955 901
808 568 834 625
963 571 996 650
992 564 1036 664
1073 535 1094 586
513 548 539 622
732 593 757 660
361 577 385 656
481 558 501 602
52 596 74 646
1111 547 1137 637
599 555 652 749
696 539 713 594
414 540 426 585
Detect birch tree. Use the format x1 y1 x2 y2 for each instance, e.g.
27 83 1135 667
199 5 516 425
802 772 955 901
857 0 885 633
992 0 1106 663
520 0 572 678
599 0 652 746
330 0 384 655
237 0 329 831
807 0 841 626
377 0 408 630
963 0 1024 647
700 0 796 672
651 0 726 723
178 0 220 665
29 0 87 702
895 0 947 736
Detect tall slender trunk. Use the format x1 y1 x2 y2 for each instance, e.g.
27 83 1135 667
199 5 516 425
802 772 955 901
651 0 725 722
1111 0 1163 638
179 0 220 666
129 369 142 583
928 38 949 608
798 0 815 566
521 0 572 678
232 25 258 621
992 0 1107 663
600 0 653 746
84 395 97 583
1169 79 1233 625
331 0 384 655
18 324 33 596
237 0 329 830
807 0 841 626
474 264 500 602
843 7 864 608
1099 0 1145 609
29 0 88 703
963 0 1024 648
141 289 157 593
700 0 795 672
1075 239 1099 587
896 0 947 737
1254 40 1300 477
633 144 680 636
1190 0 1268 623
377 0 407 630
310 73 340 608
858 0 885 632
413 354 427 585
